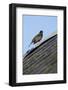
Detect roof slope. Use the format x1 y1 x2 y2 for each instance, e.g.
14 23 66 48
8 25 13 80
23 35 57 75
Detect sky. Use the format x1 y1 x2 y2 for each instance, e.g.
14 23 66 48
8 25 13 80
23 15 57 54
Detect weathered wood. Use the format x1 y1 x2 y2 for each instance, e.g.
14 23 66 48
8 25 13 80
23 35 57 75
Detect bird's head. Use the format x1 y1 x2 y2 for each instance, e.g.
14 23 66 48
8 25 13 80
40 30 43 34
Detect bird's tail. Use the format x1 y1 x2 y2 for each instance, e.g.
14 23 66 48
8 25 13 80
29 42 32 47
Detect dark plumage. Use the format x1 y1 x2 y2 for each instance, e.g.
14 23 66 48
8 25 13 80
29 30 43 46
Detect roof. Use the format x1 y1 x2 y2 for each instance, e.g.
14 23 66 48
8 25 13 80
23 34 57 75
24 30 57 57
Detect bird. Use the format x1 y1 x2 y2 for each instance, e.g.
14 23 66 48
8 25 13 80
29 30 43 47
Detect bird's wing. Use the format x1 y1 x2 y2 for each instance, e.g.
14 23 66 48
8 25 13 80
32 33 40 42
